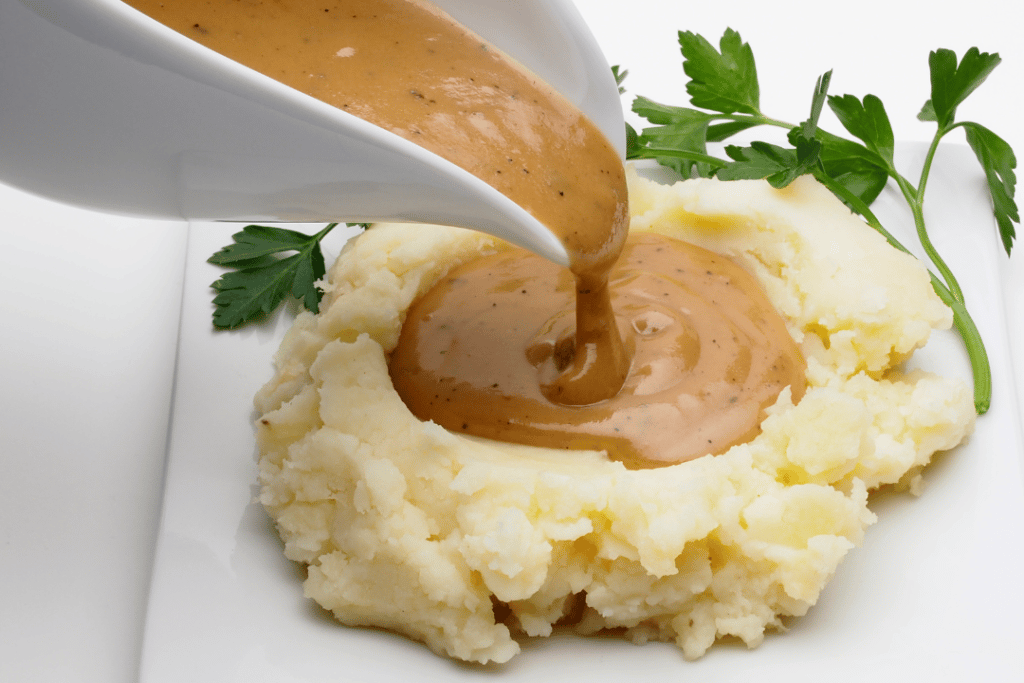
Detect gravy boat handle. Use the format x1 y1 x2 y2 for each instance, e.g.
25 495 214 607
0 0 626 266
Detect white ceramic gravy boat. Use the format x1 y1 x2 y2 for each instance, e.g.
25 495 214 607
0 0 626 265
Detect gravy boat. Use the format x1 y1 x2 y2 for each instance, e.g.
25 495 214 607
0 0 627 265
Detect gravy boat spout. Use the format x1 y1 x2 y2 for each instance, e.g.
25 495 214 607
0 0 627 265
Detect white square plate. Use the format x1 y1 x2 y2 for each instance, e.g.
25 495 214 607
140 145 1024 682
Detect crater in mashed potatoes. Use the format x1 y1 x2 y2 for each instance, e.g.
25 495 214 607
253 170 974 663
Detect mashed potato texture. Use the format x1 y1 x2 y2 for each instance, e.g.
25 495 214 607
253 170 974 663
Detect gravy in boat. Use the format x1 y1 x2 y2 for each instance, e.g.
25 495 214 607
125 0 804 465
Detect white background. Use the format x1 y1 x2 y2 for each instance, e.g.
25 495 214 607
1 0 1022 681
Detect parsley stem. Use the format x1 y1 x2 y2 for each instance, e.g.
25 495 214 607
733 113 792 129
815 170 990 414
889 134 966 304
315 222 339 240
933 274 991 414
634 147 729 168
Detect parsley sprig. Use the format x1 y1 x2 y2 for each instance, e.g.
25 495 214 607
625 29 1018 414
208 223 337 329
207 222 371 329
208 223 351 329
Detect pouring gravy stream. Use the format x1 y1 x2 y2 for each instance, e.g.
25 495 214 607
124 0 805 465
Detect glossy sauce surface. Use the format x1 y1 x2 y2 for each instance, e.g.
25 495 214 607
125 0 805 465
391 233 806 466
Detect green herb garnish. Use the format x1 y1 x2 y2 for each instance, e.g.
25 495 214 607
627 29 1018 413
207 223 368 329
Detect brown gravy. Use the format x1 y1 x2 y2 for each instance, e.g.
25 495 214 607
125 0 805 465
390 233 805 467
124 0 630 401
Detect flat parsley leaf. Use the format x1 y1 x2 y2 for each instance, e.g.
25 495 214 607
964 123 1019 254
828 94 895 167
611 64 628 94
920 47 1001 128
718 142 804 187
208 223 338 329
798 128 889 207
679 29 760 116
631 96 716 177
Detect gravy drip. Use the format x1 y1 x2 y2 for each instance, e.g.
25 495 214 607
390 233 807 466
126 0 806 464
124 0 630 401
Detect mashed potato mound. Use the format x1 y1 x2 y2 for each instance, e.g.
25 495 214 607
253 170 974 663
